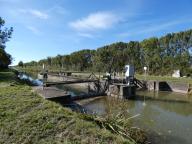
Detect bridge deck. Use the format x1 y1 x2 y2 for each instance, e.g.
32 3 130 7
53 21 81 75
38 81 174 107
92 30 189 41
33 86 71 99
44 79 99 87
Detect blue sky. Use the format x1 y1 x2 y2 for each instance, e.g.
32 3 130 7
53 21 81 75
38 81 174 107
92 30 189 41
1 0 192 65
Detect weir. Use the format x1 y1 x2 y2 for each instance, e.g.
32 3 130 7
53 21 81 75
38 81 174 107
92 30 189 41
37 69 190 102
37 72 107 100
37 71 138 100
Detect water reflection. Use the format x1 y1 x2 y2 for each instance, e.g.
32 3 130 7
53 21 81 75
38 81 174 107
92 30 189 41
80 91 192 144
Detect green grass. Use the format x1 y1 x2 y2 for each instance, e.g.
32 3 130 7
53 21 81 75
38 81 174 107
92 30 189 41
0 70 141 144
0 69 18 88
135 74 192 84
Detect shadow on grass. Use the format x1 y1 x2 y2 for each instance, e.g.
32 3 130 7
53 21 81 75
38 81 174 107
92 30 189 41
0 72 16 83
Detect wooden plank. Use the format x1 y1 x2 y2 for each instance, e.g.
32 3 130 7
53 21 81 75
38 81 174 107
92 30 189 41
47 74 82 80
44 79 99 87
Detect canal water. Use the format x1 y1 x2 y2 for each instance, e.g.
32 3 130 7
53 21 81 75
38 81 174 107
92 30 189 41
81 91 192 144
59 84 192 144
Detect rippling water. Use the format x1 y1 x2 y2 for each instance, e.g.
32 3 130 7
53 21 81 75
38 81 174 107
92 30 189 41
82 91 192 144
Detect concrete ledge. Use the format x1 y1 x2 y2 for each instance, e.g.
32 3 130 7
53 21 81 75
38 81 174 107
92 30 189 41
107 84 136 99
146 81 189 94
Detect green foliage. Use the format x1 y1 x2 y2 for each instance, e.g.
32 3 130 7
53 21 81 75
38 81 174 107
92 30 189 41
141 37 162 74
18 61 24 67
0 17 13 68
24 29 192 76
0 49 12 68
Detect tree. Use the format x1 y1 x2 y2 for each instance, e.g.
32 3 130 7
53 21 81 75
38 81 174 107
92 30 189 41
47 57 52 66
18 61 24 67
0 49 12 68
0 17 13 68
141 37 162 74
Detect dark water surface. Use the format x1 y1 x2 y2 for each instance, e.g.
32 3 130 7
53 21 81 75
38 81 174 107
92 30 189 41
81 91 192 144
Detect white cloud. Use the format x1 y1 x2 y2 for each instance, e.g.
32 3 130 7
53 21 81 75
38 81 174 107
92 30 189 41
19 9 48 19
26 26 41 35
47 5 67 15
29 10 48 19
69 12 120 32
77 33 95 38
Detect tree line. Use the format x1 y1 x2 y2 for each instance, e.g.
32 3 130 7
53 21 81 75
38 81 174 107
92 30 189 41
22 29 192 76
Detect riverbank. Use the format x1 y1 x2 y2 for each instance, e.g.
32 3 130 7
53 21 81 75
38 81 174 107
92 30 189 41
0 69 147 144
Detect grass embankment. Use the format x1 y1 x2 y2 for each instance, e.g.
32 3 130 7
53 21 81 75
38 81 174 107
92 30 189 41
13 66 80 74
135 74 192 84
0 69 147 144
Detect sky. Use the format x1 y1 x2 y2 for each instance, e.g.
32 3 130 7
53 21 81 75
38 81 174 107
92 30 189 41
1 0 192 65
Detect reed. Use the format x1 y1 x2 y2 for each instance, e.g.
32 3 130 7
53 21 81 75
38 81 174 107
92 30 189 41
80 111 148 144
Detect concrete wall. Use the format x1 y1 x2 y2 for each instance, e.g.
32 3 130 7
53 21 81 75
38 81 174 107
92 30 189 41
145 80 189 94
107 84 136 99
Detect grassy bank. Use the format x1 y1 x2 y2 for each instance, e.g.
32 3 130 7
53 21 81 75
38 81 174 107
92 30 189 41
135 74 192 84
0 69 147 144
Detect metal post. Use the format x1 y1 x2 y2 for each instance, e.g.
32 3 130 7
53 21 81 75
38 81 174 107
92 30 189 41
143 66 147 106
144 66 147 81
